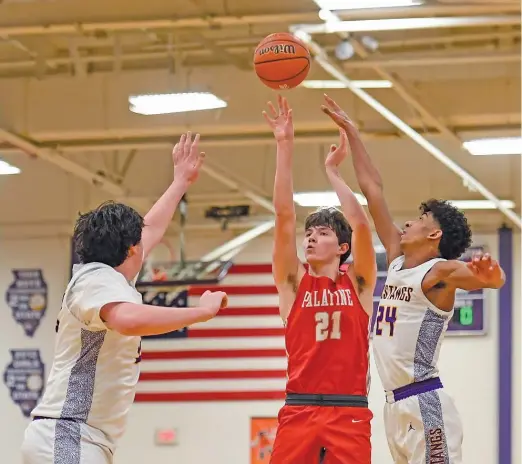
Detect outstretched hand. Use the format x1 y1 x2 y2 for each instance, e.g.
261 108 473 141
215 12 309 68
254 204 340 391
262 94 294 142
321 94 358 134
173 131 205 185
466 252 503 287
325 128 349 170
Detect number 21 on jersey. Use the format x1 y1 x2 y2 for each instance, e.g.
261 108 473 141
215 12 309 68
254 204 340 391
375 305 397 337
315 311 341 341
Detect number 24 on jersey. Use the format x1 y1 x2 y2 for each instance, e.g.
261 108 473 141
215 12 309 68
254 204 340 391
375 305 397 337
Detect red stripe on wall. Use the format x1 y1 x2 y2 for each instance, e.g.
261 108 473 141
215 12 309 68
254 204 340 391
228 264 272 274
189 285 277 296
217 307 279 316
189 328 285 338
139 369 287 381
135 391 286 402
141 349 287 360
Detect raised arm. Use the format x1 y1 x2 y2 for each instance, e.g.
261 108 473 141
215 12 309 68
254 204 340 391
321 95 402 265
423 252 506 292
325 129 377 297
140 132 204 259
263 96 304 320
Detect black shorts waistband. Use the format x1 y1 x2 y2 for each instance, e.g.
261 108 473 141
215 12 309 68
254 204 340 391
285 393 368 407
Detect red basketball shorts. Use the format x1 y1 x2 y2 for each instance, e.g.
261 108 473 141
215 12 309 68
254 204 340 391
270 404 372 464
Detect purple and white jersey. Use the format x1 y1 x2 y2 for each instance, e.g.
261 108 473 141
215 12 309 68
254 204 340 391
372 255 452 392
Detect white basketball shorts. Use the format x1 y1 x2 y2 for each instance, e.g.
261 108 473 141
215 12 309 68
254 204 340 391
383 388 463 464
21 418 113 464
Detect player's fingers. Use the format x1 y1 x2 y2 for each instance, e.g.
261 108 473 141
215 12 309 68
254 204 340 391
220 293 229 308
324 93 342 111
466 262 479 274
262 111 274 126
321 105 335 118
194 152 205 171
282 95 290 115
172 143 179 164
321 105 342 124
267 101 278 118
287 108 293 124
484 255 498 272
476 255 491 269
190 133 201 158
339 128 348 147
179 133 186 149
183 131 192 158
178 134 187 161
277 94 284 113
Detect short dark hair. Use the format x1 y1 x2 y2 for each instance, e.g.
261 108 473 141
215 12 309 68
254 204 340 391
420 199 472 260
73 201 144 268
305 207 352 264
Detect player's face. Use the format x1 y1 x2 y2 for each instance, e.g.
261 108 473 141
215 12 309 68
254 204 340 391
303 225 346 264
400 212 441 247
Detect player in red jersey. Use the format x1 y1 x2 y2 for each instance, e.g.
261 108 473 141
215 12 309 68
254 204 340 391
262 95 377 464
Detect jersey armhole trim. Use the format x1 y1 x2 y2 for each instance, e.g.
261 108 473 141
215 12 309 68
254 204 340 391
387 254 405 272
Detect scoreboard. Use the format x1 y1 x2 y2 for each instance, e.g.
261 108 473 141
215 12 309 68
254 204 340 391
368 246 487 336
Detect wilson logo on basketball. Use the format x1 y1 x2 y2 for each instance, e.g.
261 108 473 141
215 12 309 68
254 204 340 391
257 44 296 56
253 32 311 90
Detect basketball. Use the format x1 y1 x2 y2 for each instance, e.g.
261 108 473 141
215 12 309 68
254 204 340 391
254 32 311 90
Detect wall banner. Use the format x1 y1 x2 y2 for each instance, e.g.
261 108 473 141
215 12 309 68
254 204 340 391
6 269 48 337
3 349 45 417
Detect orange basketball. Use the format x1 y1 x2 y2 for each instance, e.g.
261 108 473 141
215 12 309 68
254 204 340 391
254 32 311 90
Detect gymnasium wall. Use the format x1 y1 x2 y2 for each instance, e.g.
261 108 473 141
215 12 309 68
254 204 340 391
0 229 518 464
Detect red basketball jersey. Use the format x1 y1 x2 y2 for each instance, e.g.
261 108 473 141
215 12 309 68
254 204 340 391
284 269 370 396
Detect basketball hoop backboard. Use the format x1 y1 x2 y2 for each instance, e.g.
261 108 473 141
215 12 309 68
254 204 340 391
135 259 233 288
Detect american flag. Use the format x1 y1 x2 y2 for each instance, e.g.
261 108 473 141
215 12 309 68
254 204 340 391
136 264 288 402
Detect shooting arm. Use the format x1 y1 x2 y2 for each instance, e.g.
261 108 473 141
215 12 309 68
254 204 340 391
326 167 376 291
272 139 302 291
423 260 506 292
141 178 190 259
100 302 215 337
346 128 402 264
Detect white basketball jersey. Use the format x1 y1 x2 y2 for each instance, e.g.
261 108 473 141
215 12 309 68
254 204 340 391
372 255 453 392
32 263 143 446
